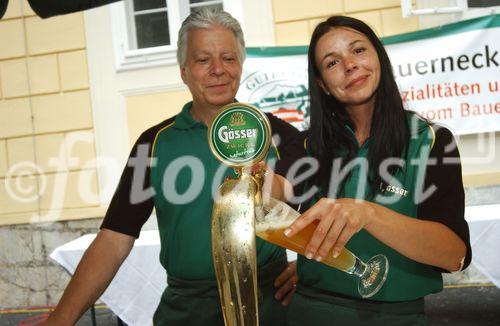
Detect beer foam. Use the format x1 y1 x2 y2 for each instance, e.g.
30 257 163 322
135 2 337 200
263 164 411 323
255 198 300 233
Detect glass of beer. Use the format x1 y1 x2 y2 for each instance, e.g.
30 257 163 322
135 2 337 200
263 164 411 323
256 198 389 298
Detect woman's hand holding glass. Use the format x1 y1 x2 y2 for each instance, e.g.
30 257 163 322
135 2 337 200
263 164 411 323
284 198 376 262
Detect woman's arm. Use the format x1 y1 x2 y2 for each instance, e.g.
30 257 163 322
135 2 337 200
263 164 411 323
365 201 466 272
285 198 465 272
285 125 470 272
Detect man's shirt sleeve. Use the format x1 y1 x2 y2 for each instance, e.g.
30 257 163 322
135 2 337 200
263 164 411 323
100 121 168 238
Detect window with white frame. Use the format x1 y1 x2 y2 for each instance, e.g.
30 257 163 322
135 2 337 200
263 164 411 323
127 0 223 50
111 0 236 70
402 0 500 16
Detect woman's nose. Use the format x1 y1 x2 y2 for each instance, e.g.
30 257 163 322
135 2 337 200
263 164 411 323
344 57 358 73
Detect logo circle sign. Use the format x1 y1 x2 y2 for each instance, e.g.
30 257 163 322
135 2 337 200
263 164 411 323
209 103 271 167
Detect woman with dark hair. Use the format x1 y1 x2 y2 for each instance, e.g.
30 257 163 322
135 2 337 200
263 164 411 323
282 16 472 325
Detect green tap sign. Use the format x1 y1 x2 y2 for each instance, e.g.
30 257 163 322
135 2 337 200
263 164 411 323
209 103 271 167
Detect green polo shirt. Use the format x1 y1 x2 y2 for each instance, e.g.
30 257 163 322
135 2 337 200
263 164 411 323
149 102 287 280
298 114 443 301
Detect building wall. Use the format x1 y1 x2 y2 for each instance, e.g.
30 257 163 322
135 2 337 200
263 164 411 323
126 90 192 147
0 1 105 310
272 0 419 45
0 218 100 308
0 0 102 227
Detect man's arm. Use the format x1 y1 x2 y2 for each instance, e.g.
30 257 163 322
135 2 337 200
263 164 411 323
45 229 134 325
45 120 172 324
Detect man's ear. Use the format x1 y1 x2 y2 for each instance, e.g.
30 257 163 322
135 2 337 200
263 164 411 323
317 79 330 96
180 66 187 84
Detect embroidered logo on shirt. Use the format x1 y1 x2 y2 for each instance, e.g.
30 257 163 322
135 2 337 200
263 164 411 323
379 182 409 197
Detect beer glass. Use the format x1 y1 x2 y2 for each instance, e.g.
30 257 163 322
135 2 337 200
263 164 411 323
256 198 389 298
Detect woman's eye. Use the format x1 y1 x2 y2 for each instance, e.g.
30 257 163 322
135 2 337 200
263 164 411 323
197 58 209 63
354 47 366 54
326 59 338 68
223 56 236 62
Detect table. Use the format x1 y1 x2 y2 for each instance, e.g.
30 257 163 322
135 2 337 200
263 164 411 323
50 205 500 325
50 230 296 326
50 230 166 326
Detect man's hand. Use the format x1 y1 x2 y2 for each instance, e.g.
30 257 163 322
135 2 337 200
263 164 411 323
44 229 134 325
273 261 298 306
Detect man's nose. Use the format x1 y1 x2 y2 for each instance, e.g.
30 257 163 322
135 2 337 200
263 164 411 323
211 59 225 75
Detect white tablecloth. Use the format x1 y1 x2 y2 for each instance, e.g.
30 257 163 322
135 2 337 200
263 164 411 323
50 230 166 326
465 204 500 288
50 205 500 325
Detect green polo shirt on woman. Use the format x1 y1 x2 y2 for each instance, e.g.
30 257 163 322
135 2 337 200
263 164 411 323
297 114 443 301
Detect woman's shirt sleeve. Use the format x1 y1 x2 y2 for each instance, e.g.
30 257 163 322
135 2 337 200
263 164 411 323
417 125 472 271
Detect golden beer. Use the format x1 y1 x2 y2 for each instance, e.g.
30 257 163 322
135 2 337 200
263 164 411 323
256 220 356 272
256 198 389 298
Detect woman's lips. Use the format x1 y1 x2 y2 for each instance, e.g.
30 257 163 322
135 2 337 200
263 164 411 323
346 75 368 89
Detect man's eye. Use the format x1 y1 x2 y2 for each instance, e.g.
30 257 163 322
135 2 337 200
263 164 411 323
223 56 236 62
197 58 209 63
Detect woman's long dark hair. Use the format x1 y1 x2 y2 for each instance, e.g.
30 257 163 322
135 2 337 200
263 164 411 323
307 16 409 197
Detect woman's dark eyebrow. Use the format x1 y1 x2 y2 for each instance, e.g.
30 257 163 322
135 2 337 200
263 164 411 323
349 40 363 46
321 40 363 61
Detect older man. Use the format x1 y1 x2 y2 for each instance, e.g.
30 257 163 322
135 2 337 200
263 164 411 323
46 9 298 326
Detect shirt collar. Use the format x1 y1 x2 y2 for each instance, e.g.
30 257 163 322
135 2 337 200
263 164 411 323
344 123 370 149
174 100 239 130
174 101 205 130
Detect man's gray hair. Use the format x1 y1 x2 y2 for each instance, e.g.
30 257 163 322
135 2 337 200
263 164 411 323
177 8 246 67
